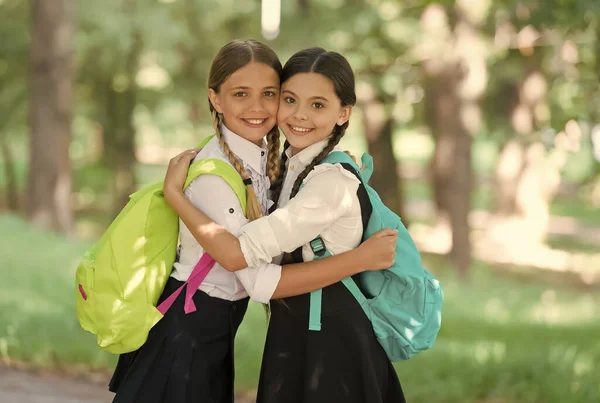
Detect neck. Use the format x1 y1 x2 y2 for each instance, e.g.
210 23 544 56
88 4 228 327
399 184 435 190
289 146 303 156
249 138 263 147
221 121 264 147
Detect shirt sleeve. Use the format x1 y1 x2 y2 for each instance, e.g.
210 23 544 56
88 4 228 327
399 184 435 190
186 174 282 303
238 164 360 267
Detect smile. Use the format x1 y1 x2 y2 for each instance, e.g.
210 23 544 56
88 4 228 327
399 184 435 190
242 118 268 127
288 124 314 135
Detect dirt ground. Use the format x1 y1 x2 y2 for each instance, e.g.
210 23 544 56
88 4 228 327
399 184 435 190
0 364 255 403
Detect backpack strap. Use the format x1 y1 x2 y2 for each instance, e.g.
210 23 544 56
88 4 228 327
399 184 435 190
158 156 246 316
185 158 247 213
306 155 373 332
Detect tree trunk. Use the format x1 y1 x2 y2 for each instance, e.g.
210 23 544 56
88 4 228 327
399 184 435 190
0 139 19 211
28 0 74 235
361 91 404 218
102 57 139 216
297 0 310 17
424 65 473 279
421 4 488 279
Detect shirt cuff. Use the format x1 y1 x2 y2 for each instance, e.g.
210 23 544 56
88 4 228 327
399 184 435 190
238 263 282 303
239 219 282 267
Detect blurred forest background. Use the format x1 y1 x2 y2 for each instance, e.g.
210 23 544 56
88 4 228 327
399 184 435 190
1 0 600 402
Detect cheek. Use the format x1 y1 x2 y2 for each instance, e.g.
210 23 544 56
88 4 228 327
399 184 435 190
277 106 293 124
266 99 279 116
313 113 336 131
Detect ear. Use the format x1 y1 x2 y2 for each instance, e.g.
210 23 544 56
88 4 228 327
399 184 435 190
208 88 223 114
337 106 352 126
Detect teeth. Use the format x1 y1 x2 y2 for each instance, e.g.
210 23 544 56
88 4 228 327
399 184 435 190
245 119 265 124
291 126 311 132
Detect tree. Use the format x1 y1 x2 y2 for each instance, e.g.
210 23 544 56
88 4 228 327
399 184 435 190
0 0 28 212
28 0 74 234
421 2 489 279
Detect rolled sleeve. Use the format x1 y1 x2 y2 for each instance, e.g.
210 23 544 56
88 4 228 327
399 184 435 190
186 173 282 301
235 263 282 303
239 164 360 266
239 222 281 268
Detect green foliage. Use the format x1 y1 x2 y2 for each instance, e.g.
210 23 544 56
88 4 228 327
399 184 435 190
0 0 29 138
3 215 599 402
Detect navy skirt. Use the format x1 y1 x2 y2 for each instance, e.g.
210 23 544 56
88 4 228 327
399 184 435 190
256 280 406 403
109 277 249 403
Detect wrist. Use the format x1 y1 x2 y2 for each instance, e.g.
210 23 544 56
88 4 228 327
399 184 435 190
164 186 185 207
349 248 368 274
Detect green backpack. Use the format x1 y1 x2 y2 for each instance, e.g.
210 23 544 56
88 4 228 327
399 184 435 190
75 137 246 354
305 151 443 362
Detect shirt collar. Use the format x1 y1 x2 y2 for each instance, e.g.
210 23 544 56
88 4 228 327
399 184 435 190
285 137 332 169
221 124 267 174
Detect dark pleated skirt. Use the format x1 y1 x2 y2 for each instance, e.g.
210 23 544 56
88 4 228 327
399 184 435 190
108 277 249 403
256 280 406 403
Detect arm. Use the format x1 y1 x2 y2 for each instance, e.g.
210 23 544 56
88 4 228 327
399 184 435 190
271 234 396 299
172 172 396 302
166 166 357 271
166 190 247 271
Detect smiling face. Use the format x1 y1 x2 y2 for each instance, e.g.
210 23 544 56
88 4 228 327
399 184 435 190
208 61 280 146
277 72 351 154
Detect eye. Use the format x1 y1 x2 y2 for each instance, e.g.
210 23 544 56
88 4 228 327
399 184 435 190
312 102 324 109
233 92 247 98
264 90 277 97
283 97 295 104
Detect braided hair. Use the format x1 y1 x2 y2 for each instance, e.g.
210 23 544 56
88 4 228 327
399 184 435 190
269 48 356 206
207 39 283 221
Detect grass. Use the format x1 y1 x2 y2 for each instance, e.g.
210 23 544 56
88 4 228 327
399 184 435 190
2 215 599 402
0 214 113 369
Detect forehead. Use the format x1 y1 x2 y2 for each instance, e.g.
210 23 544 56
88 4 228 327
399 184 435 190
282 72 336 98
222 62 280 89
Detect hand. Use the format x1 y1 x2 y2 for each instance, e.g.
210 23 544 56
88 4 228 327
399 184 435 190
357 228 398 271
343 150 359 165
163 148 201 204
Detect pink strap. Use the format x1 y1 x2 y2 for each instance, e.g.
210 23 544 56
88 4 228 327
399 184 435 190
156 253 216 315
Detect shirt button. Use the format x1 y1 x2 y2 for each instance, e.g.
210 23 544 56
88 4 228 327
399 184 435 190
261 151 265 156
290 165 295 171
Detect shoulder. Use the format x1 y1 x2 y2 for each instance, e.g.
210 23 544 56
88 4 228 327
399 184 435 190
194 136 230 166
303 162 360 189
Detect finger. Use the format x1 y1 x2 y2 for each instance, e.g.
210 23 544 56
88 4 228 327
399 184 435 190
371 228 399 238
175 149 200 164
343 150 358 163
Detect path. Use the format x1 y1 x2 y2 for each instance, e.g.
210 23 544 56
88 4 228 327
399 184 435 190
0 364 255 403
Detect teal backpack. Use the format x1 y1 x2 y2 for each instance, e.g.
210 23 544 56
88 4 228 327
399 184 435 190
305 151 443 362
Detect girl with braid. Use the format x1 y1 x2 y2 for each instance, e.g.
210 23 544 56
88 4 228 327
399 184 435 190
164 47 405 403
111 41 399 403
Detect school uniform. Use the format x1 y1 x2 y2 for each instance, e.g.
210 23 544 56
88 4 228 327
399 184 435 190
238 139 406 403
109 125 282 403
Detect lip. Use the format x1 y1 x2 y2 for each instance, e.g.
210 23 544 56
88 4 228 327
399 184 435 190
241 118 269 128
287 123 314 136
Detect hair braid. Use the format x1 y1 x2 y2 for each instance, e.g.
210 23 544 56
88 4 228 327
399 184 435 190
265 126 281 184
212 110 264 221
289 124 347 199
269 140 291 207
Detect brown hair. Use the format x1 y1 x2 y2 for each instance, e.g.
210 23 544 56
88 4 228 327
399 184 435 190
208 39 283 221
270 48 356 206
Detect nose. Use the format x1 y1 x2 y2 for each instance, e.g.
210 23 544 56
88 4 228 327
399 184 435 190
293 104 308 121
248 95 266 112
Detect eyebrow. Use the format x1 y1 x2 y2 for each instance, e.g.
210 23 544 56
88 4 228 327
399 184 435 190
282 89 329 103
231 86 279 91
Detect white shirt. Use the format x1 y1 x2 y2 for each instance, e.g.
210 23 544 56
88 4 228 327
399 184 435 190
239 138 364 266
170 125 282 303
